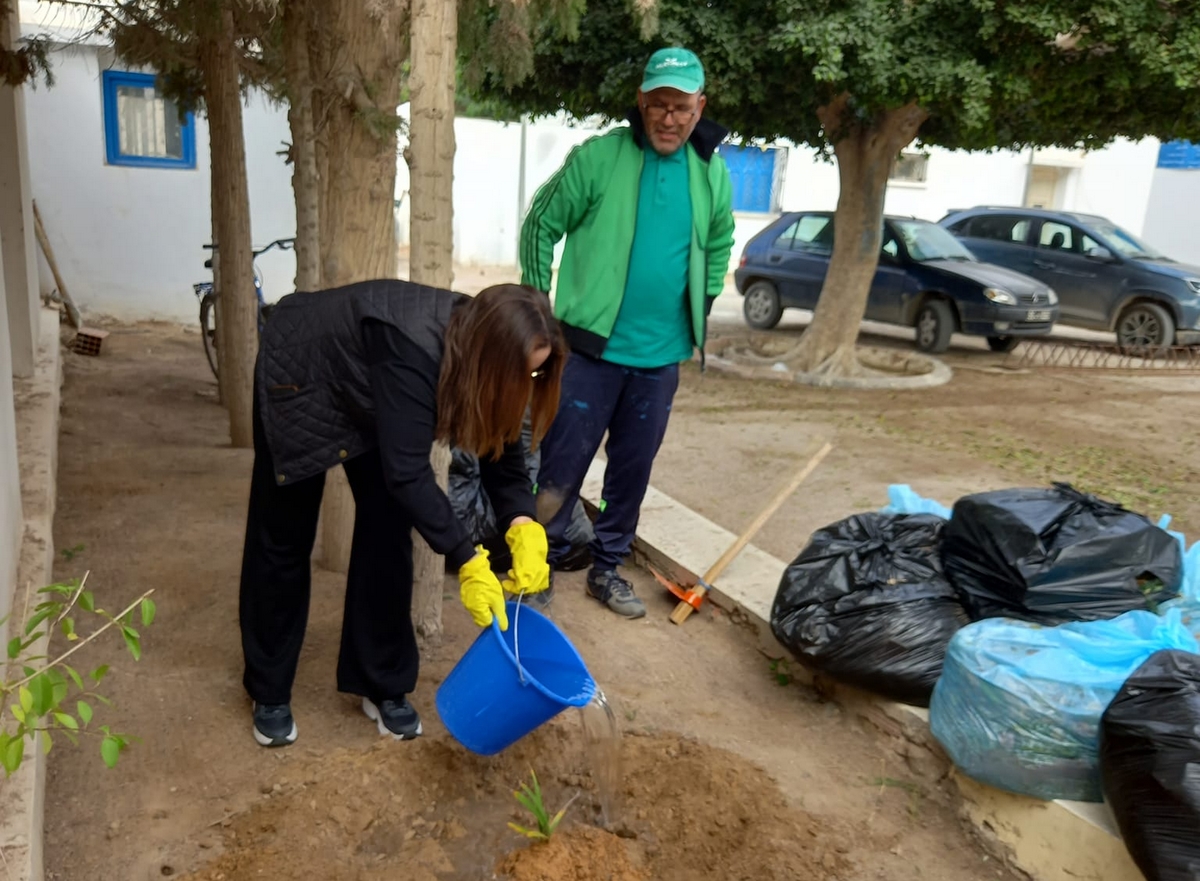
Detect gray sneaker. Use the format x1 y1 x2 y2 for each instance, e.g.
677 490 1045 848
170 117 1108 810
524 583 555 614
507 571 555 614
252 702 298 748
362 696 422 740
586 569 646 619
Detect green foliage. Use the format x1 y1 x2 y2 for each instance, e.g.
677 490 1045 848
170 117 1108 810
507 769 578 840
0 34 54 89
769 657 794 687
0 575 154 776
466 0 1200 151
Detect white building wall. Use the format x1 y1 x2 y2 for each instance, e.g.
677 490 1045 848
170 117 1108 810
397 110 609 269
0 258 20 623
1068 137 1160 235
884 147 1031 221
1143 169 1200 265
24 44 296 323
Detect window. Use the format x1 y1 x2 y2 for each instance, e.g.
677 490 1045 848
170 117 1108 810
881 228 900 259
720 144 786 213
771 215 832 252
963 214 1031 244
102 70 196 169
892 220 975 262
793 215 833 251
890 152 928 184
1039 221 1075 251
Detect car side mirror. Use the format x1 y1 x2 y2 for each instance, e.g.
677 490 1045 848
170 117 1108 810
1085 245 1116 263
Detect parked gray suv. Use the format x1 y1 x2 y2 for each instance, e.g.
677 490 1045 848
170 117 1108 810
940 206 1200 349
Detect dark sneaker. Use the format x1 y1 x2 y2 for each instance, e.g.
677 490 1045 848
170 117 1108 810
586 569 646 619
252 702 298 748
362 696 422 740
522 581 555 614
554 543 593 572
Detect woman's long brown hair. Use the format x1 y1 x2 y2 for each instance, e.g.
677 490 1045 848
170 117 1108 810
436 284 567 460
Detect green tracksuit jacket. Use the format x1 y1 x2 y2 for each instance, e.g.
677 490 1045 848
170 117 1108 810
520 113 736 361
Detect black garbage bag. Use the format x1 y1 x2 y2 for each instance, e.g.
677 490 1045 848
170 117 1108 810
447 417 594 571
770 512 969 707
941 483 1182 625
1100 649 1200 881
448 447 494 544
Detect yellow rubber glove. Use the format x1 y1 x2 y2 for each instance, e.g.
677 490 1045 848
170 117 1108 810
502 521 551 595
459 548 509 631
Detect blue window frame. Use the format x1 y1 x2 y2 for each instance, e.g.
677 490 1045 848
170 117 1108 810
101 70 196 169
720 144 784 213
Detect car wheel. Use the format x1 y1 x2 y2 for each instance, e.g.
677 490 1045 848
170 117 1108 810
986 335 1019 353
914 299 955 353
743 281 784 330
1116 302 1174 353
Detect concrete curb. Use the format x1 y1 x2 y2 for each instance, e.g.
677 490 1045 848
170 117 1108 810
580 458 1144 881
1 308 63 881
704 346 953 390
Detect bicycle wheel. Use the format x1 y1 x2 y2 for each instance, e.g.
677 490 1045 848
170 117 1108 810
200 293 219 379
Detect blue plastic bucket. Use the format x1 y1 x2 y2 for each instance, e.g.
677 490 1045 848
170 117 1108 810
436 601 596 756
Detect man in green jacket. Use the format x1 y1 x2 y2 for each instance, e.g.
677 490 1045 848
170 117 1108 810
520 47 736 618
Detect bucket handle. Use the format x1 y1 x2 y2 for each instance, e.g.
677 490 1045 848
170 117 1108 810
513 592 528 685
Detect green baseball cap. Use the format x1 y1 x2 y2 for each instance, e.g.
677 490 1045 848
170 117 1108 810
640 47 705 95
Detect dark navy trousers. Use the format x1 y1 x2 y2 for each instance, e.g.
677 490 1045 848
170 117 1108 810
536 352 680 571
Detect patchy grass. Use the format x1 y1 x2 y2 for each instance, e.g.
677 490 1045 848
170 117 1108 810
876 416 1186 519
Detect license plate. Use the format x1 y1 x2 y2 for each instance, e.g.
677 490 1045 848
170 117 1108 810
1026 310 1052 322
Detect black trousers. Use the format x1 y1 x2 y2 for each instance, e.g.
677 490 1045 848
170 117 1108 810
239 400 418 706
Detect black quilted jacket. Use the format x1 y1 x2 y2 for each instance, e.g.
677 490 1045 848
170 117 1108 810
257 279 461 484
255 278 535 569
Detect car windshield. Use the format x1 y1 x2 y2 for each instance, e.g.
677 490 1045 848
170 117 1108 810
891 220 975 262
1088 221 1168 260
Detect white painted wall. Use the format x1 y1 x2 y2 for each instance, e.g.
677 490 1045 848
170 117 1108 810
0 261 21 622
396 109 609 269
1143 169 1200 266
1069 137 1160 235
24 43 296 323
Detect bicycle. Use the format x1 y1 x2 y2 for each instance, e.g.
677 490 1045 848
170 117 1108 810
193 238 295 379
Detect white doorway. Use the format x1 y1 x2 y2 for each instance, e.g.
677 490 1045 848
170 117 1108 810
1025 165 1066 209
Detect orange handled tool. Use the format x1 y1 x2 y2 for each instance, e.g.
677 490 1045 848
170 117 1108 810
658 441 833 625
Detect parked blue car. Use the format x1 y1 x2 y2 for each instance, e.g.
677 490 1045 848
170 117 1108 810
734 212 1059 353
940 206 1200 349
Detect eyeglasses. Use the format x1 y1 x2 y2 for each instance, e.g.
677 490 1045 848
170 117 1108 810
642 103 699 124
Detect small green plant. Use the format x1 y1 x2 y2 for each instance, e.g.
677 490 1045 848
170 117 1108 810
507 769 578 841
769 657 793 686
60 544 85 562
0 572 155 775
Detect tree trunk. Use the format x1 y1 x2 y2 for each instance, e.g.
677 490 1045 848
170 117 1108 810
788 98 928 376
200 5 257 447
407 0 458 642
285 0 320 292
307 0 408 575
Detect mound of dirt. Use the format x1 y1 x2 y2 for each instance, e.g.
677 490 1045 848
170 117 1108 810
178 725 848 881
500 826 647 881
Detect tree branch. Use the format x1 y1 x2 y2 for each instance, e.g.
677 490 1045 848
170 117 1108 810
9 589 155 692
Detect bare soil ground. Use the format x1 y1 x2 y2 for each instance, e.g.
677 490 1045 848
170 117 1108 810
41 311 1200 881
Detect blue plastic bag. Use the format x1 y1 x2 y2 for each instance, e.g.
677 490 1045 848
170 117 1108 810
1157 514 1200 604
880 485 953 520
930 609 1198 803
